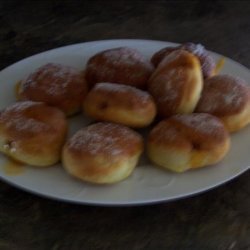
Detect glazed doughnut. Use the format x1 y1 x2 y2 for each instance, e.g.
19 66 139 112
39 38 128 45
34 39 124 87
195 74 250 132
85 47 153 89
83 82 157 128
62 122 143 184
148 50 203 117
151 42 216 79
147 113 230 173
0 101 67 166
16 63 88 116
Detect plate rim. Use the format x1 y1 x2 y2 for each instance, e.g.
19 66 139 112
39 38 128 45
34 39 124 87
0 166 248 206
2 38 250 73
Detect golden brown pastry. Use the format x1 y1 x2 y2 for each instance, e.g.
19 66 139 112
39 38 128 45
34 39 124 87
147 113 230 173
195 75 250 132
85 47 153 89
151 42 216 79
62 122 143 184
148 50 203 118
83 82 157 128
16 63 88 116
0 101 67 166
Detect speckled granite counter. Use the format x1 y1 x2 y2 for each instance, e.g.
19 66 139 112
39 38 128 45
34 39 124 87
0 1 249 249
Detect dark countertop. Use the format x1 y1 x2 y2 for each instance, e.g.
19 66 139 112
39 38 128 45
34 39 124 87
0 1 249 249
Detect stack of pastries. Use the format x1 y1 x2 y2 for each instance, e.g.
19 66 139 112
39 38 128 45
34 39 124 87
1 42 250 184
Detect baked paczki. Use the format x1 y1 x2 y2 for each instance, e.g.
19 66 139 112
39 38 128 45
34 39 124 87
16 63 88 116
0 101 67 166
83 82 157 128
151 42 216 79
195 74 250 132
62 122 143 184
147 113 230 173
85 47 153 89
148 50 203 118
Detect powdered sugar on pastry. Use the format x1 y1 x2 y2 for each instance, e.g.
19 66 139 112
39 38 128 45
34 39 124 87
68 123 142 156
21 63 82 97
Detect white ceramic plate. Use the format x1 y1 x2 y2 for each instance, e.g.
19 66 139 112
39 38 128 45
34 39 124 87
0 39 249 206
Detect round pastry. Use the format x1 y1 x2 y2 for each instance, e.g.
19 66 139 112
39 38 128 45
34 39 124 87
62 122 143 184
147 113 230 173
151 42 215 79
148 50 203 117
16 63 88 116
85 47 153 89
195 74 250 132
0 101 67 166
83 82 157 128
